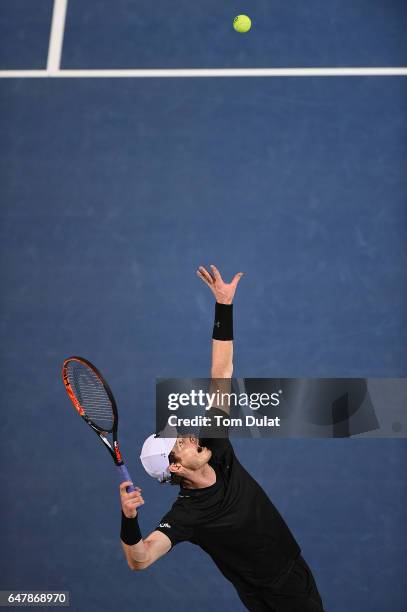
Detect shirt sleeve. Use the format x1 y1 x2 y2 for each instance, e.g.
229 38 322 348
155 506 194 548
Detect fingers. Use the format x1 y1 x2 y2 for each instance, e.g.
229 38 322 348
126 490 143 500
122 497 144 518
120 481 139 492
197 265 222 284
197 266 214 286
120 482 142 503
196 270 210 285
123 490 144 503
125 496 145 507
121 484 145 518
210 264 223 282
231 272 244 288
197 265 244 293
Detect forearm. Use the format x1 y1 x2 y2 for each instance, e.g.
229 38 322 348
211 302 234 378
119 484 171 571
121 538 149 570
120 509 147 570
210 302 234 413
211 339 233 378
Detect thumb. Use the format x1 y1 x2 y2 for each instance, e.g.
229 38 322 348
231 272 244 288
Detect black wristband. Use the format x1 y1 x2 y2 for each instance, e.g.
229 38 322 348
212 302 233 341
120 511 142 546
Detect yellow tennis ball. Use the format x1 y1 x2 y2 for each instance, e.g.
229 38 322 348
233 14 252 33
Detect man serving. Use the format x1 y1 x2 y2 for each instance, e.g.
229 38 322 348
119 265 325 611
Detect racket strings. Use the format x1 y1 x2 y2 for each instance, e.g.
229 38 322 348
66 361 115 431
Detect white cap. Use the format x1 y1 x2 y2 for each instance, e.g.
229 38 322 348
140 434 177 483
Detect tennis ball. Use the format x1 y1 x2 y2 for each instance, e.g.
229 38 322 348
233 14 252 33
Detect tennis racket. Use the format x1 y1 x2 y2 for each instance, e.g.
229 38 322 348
62 356 135 493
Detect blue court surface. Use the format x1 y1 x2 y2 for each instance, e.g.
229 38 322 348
0 1 406 611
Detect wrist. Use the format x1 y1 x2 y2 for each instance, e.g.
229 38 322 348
212 302 233 340
124 510 137 519
120 510 142 546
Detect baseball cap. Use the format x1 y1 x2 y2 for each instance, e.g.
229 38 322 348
140 434 177 483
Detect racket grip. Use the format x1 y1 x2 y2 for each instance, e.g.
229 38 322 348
117 464 136 493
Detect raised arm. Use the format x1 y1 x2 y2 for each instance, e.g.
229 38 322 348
197 264 243 377
197 265 244 413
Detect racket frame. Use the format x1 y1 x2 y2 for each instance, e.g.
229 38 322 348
62 356 124 466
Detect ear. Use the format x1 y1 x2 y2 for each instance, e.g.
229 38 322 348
168 462 181 474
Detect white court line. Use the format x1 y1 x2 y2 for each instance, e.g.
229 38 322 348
0 67 407 78
47 0 68 74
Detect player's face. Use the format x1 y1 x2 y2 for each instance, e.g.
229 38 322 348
171 436 211 470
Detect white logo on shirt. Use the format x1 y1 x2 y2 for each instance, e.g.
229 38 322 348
159 522 171 528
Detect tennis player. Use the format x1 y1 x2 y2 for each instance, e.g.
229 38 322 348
119 265 325 611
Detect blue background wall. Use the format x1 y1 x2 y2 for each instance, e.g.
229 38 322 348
1 1 406 611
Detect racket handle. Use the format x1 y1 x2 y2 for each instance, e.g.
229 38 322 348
117 464 136 493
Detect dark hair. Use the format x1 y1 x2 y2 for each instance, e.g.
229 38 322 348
168 450 183 486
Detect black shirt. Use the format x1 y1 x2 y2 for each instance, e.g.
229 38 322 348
156 410 301 592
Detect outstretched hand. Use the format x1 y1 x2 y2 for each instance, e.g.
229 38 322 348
197 265 244 305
